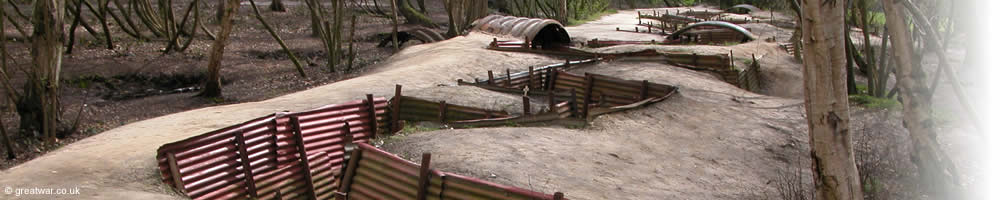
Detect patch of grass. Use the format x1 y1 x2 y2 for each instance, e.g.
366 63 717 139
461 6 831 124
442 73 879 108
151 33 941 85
399 122 441 134
850 95 899 109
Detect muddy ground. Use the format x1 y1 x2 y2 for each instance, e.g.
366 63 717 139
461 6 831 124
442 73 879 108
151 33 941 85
0 3 982 200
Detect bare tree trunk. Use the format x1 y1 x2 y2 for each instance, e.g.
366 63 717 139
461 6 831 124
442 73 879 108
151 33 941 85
843 0 857 95
31 0 67 145
270 0 285 11
444 0 457 37
417 0 426 13
558 0 567 23
304 0 323 37
0 2 14 160
198 0 238 98
249 0 305 77
395 0 435 27
347 14 356 70
800 0 863 199
391 0 399 50
881 0 963 199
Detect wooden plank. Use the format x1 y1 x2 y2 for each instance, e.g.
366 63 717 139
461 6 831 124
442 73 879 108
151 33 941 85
167 152 188 195
234 129 259 199
366 94 379 137
289 116 318 199
416 153 432 200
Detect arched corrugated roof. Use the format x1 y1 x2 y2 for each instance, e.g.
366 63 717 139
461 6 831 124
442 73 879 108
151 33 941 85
668 21 756 42
471 15 571 45
727 4 761 12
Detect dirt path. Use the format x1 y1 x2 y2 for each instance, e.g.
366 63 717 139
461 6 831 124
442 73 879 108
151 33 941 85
0 33 559 199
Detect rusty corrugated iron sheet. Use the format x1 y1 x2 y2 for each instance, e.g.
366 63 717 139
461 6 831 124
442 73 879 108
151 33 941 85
155 96 388 200
338 143 563 200
396 95 511 123
462 59 679 120
471 15 570 45
668 21 755 42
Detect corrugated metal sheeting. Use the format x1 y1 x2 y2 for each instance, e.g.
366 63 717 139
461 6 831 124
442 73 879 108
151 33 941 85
463 59 679 119
156 95 388 200
471 15 571 47
338 143 564 200
157 93 573 199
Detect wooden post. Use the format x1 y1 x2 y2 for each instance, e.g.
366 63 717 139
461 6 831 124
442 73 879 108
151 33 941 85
522 96 531 116
548 91 556 112
637 11 641 24
505 69 512 87
438 101 447 123
635 27 639 32
487 70 495 85
545 68 554 89
598 95 606 107
569 88 578 117
167 152 187 195
341 121 353 160
336 148 363 199
268 120 282 166
289 116 318 199
692 53 699 65
366 94 379 136
391 85 402 132
583 74 594 118
416 153 432 200
640 80 649 100
234 129 259 198
730 50 735 69
554 192 564 200
528 66 535 88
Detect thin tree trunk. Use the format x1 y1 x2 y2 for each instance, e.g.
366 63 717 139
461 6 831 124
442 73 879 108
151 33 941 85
32 0 67 145
395 0 435 27
800 0 863 200
0 1 15 160
304 0 323 37
417 0 426 13
347 14 356 70
843 0 856 95
444 0 457 37
66 0 86 54
883 0 965 198
558 0 567 23
270 0 285 12
391 0 399 50
198 0 238 98
249 0 305 77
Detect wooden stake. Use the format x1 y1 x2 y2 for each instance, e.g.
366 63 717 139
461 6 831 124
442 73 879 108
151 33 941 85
522 95 531 116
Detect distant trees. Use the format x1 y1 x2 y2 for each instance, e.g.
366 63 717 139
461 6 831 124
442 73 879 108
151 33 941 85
798 0 863 199
881 0 965 198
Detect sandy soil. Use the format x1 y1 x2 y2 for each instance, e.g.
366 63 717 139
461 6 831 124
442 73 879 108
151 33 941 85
0 32 558 199
0 5 980 200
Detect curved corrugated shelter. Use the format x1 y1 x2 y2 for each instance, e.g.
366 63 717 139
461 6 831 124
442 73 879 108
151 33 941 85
471 15 571 48
726 4 761 14
668 21 756 42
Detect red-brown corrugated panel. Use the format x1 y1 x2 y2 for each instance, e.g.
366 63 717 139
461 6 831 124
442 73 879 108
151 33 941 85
441 172 558 200
156 96 389 200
